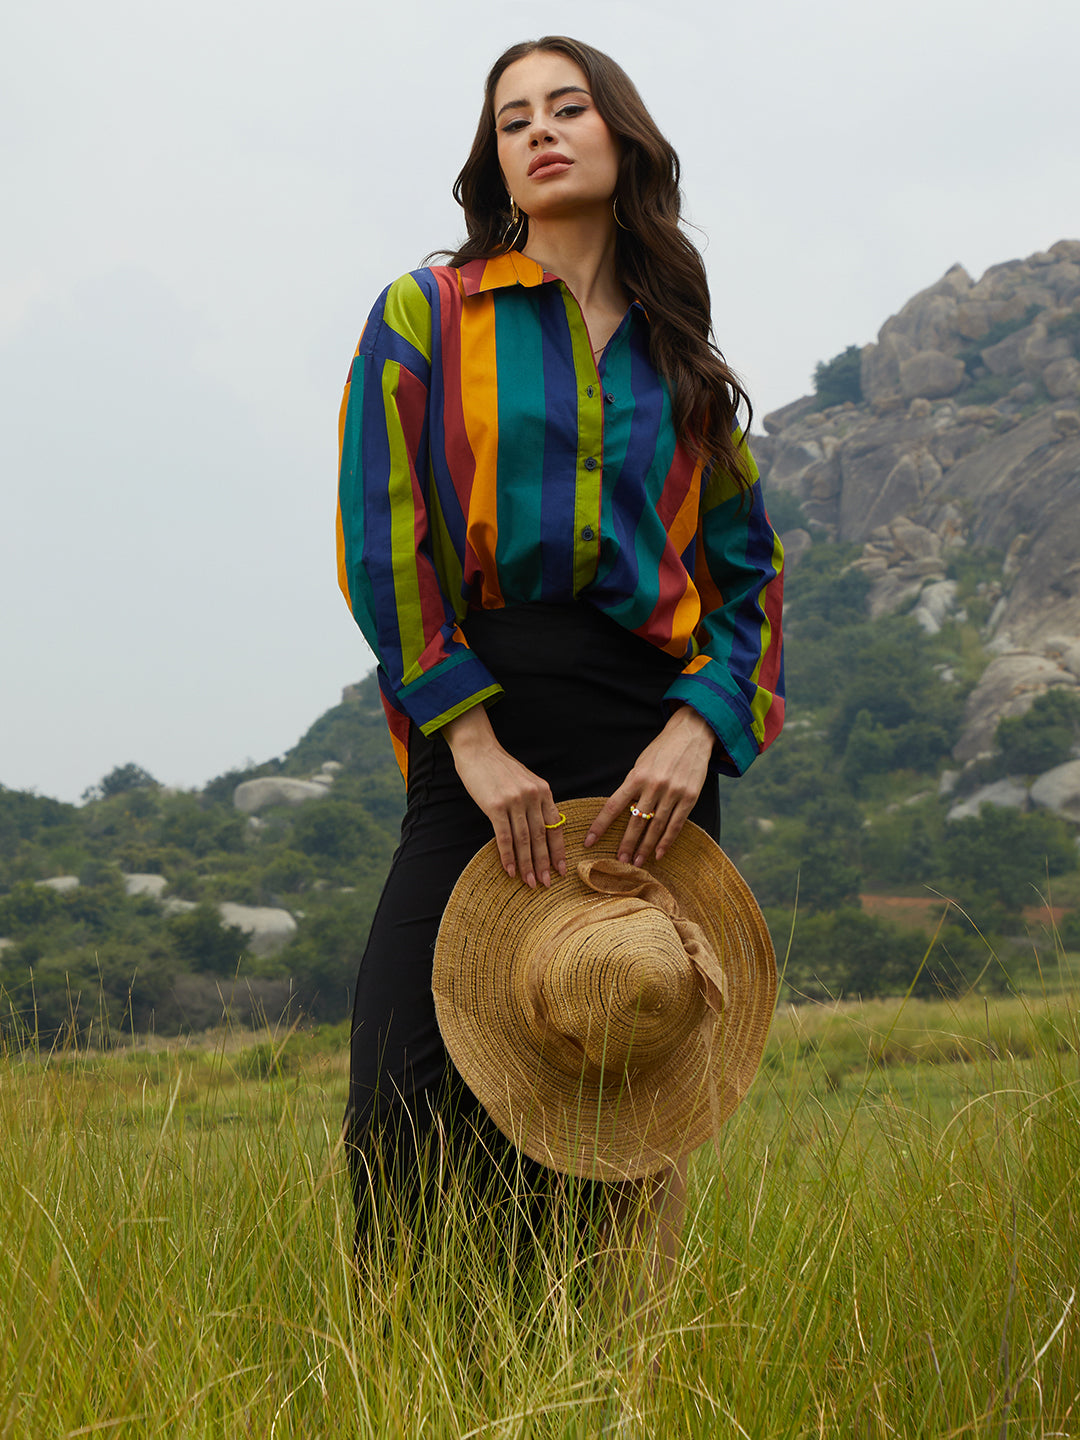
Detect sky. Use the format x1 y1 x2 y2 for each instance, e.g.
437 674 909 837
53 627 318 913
3 0 1079 803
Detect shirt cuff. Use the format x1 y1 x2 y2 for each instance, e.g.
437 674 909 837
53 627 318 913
395 647 504 735
664 669 760 778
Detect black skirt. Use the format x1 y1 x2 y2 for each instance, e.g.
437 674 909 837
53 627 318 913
344 602 720 1248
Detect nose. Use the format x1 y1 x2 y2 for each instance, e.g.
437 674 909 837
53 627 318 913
529 127 555 148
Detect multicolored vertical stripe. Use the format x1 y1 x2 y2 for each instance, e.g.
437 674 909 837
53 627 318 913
337 252 784 782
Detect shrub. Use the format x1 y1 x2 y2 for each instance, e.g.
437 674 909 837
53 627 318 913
995 688 1080 776
812 345 863 409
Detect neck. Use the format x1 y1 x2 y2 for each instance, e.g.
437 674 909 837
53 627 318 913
520 208 625 312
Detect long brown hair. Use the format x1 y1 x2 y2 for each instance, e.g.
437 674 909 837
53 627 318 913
445 36 753 489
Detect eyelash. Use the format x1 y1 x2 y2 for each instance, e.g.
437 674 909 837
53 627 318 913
501 104 586 134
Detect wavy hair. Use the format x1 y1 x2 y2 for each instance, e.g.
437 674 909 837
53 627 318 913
443 36 753 489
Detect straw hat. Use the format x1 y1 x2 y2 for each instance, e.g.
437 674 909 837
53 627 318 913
432 797 776 1181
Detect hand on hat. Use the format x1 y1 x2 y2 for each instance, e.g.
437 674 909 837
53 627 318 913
442 704 567 888
584 704 715 866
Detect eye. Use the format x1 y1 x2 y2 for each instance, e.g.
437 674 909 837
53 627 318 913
555 104 586 118
500 117 529 134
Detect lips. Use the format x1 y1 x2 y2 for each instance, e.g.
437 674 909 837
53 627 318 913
528 152 572 177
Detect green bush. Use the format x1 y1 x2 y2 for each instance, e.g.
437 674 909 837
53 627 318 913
943 805 1077 915
995 689 1080 776
812 345 863 408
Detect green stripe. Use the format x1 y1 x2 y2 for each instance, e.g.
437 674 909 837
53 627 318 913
568 288 602 592
383 362 426 685
418 684 505 736
493 291 546 595
382 272 432 355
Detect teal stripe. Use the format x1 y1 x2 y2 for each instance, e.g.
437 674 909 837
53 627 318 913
339 369 378 649
493 292 546 595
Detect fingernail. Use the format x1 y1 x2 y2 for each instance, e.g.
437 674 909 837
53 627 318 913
541 870 550 888
618 851 629 863
557 861 567 877
507 863 515 877
526 872 536 889
634 853 645 867
583 834 595 848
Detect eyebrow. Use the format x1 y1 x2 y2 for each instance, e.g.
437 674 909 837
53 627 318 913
495 85 591 120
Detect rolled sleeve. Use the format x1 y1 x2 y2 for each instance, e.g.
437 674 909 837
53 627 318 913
665 445 785 777
336 273 503 741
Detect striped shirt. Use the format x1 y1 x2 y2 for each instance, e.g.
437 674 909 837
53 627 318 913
337 251 784 781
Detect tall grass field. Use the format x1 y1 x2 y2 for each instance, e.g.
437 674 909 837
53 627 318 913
2 952 1078 1436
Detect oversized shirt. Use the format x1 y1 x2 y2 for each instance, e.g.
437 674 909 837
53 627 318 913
336 251 784 783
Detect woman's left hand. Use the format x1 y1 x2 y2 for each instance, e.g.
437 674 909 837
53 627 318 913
584 705 715 866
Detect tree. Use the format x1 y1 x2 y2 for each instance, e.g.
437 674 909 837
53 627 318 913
943 806 1077 915
995 689 1080 776
83 763 159 802
813 345 864 408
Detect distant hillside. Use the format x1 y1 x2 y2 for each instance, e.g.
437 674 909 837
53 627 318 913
3 243 1080 1034
755 238 1080 762
0 674 403 1037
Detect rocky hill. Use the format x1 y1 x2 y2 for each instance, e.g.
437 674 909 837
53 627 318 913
755 238 1080 767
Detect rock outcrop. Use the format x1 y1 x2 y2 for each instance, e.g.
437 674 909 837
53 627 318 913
217 903 298 957
233 764 338 815
757 239 1080 763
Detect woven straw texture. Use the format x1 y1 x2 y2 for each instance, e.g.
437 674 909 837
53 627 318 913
432 797 777 1181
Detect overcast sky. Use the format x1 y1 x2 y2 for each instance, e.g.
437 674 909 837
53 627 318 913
3 0 1079 803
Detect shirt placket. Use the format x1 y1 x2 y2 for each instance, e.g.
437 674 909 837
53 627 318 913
559 283 604 594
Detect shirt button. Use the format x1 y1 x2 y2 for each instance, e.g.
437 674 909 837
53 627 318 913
584 457 598 471
581 526 595 542
586 385 595 399
605 392 615 404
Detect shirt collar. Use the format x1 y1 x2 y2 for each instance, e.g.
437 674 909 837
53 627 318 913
457 252 549 296
456 251 649 321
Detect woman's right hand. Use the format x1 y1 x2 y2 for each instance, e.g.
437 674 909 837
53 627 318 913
442 706 567 889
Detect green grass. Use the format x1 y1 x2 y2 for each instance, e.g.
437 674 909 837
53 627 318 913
2 977 1078 1436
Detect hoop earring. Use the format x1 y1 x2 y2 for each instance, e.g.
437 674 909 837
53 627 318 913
501 197 526 249
613 196 629 231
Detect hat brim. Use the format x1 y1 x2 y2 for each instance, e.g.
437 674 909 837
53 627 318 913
433 797 777 1181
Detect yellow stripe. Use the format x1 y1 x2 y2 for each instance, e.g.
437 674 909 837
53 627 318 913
458 292 502 605
383 362 426 684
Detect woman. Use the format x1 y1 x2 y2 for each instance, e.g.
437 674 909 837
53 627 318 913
337 36 784 1261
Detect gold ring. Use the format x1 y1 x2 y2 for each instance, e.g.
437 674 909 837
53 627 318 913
544 813 566 830
629 804 655 821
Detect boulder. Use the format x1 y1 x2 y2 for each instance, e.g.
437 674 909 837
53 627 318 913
867 570 930 620
1029 760 1080 824
162 898 197 916
890 515 941 562
1020 327 1071 377
1044 358 1080 400
861 333 915 402
233 777 332 814
217 903 298 958
947 778 1030 822
35 876 79 893
123 873 168 899
762 396 816 435
899 351 966 401
911 579 958 635
982 328 1033 377
1052 409 1080 437
954 654 1079 762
